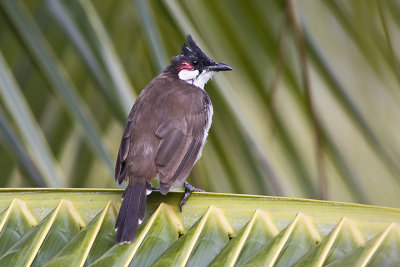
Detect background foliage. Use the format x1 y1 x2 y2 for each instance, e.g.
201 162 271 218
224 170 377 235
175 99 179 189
1 0 400 207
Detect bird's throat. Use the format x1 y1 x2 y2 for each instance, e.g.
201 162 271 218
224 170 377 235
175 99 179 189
178 69 214 90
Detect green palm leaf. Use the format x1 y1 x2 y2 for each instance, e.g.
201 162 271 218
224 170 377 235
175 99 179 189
0 51 64 187
0 189 399 266
1 0 114 176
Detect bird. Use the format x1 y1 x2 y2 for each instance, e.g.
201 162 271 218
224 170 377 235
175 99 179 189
114 35 232 244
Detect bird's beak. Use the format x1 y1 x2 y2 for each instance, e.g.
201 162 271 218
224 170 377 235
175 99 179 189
207 62 233 72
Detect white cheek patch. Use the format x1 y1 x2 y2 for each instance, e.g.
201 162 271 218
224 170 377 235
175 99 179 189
178 69 199 82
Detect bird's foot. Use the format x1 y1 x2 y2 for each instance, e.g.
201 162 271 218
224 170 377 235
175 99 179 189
146 182 159 195
179 181 205 211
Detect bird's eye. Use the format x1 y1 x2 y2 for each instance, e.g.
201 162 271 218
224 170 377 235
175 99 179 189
192 60 198 65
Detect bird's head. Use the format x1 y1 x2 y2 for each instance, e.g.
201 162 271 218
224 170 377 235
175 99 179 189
165 35 232 89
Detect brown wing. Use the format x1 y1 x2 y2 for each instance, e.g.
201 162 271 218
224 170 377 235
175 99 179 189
155 109 209 193
115 113 135 184
115 80 160 183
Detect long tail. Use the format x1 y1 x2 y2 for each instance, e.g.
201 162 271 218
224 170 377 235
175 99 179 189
115 182 147 243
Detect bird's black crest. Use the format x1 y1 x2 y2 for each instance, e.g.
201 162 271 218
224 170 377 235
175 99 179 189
180 35 206 58
166 35 213 74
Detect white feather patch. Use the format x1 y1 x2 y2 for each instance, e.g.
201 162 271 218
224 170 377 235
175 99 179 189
204 103 213 138
146 189 152 195
193 70 214 89
138 219 143 225
196 103 213 163
178 69 199 81
178 69 215 90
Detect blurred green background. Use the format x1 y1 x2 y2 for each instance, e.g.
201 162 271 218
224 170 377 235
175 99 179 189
1 0 400 208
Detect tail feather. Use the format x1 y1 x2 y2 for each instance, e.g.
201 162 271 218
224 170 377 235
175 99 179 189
115 183 147 243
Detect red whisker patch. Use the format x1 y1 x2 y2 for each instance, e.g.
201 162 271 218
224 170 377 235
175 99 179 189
177 61 194 71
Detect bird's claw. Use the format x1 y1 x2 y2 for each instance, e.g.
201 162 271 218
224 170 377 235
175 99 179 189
146 182 160 191
179 181 205 211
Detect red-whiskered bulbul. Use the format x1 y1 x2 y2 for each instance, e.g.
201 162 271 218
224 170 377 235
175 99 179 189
114 35 232 243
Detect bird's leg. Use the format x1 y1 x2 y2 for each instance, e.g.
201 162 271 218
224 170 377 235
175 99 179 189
179 181 205 211
146 182 159 195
